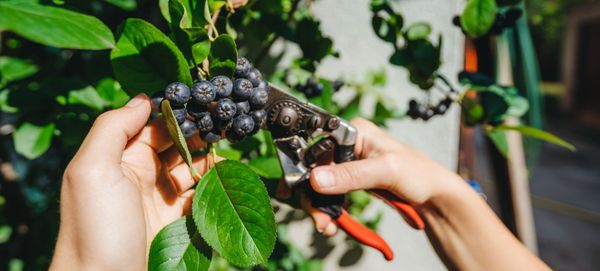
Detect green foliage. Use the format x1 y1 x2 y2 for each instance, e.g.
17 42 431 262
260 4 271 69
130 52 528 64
0 57 38 87
111 18 192 96
12 122 55 160
460 0 498 38
208 34 237 77
148 216 212 271
161 100 201 179
0 2 115 49
192 160 276 267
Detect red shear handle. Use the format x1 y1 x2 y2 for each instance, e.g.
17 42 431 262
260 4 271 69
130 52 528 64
335 210 394 261
370 189 425 230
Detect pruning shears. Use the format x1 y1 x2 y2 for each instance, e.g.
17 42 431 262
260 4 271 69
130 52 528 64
263 84 425 261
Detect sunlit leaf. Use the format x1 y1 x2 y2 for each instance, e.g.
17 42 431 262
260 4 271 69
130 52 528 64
13 122 55 159
161 100 201 179
495 125 575 151
460 0 497 38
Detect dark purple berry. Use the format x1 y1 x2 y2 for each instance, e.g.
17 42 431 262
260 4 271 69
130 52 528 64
179 119 197 138
172 106 187 124
235 57 252 78
191 80 216 104
236 101 250 115
211 76 233 98
332 80 344 92
214 98 237 120
257 80 268 91
433 98 453 115
200 129 222 143
215 118 233 131
151 91 164 115
249 88 269 108
232 79 253 101
246 68 263 87
195 112 213 132
249 109 267 132
232 115 255 136
186 102 208 119
164 82 191 105
421 108 435 121
226 129 245 143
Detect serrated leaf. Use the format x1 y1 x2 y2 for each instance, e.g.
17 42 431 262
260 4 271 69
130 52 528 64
0 2 114 50
248 157 282 179
161 100 200 179
208 34 238 77
148 216 212 271
0 57 38 84
192 160 276 267
110 18 192 96
13 122 55 159
495 125 575 151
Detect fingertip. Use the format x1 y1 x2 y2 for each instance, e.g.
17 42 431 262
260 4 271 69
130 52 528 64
309 208 333 233
323 222 338 236
310 167 336 192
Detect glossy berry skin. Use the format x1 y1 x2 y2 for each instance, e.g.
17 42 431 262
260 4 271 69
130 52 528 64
232 79 253 101
249 109 267 132
226 129 245 143
232 115 255 136
179 119 197 138
236 101 250 115
211 76 233 98
214 98 237 120
164 82 191 105
434 98 453 115
235 57 252 78
246 68 263 87
249 87 269 108
186 102 208 119
150 91 164 115
421 108 435 121
256 80 268 91
200 129 222 143
195 112 213 132
172 106 188 124
191 80 216 105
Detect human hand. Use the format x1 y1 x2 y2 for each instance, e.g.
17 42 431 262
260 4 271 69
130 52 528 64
308 118 465 235
51 94 210 271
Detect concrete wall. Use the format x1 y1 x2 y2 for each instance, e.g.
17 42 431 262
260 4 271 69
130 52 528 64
274 0 465 269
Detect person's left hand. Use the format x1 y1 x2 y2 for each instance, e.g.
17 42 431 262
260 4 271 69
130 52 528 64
51 94 210 271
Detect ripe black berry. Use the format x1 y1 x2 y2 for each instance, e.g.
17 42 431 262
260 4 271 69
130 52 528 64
164 82 191 105
246 68 263 87
332 80 344 92
226 129 245 143
236 101 250 115
256 80 268 91
151 91 164 115
232 115 255 136
186 102 208 119
191 80 216 105
215 98 237 120
250 109 267 132
179 119 197 138
215 118 233 131
232 79 253 101
421 108 435 121
249 87 269 108
211 76 233 98
200 129 222 143
195 112 213 132
433 98 453 115
235 57 252 78
172 106 187 124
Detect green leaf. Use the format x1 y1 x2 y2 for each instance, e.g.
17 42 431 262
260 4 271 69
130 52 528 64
485 129 509 158
506 95 529 117
192 160 276 267
0 225 12 244
159 0 171 23
161 100 201 178
208 34 238 77
103 0 137 10
308 79 336 113
495 125 576 151
406 23 431 40
168 0 210 66
13 122 55 159
389 49 410 67
372 101 392 126
248 157 283 179
339 97 361 121
461 96 485 126
0 2 114 50
148 216 212 271
64 85 107 111
96 78 130 108
0 57 38 84
110 18 192 96
460 0 497 38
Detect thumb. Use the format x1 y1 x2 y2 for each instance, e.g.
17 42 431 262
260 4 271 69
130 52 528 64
76 94 151 165
310 156 396 194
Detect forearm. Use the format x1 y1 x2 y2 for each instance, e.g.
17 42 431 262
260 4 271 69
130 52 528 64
420 176 550 271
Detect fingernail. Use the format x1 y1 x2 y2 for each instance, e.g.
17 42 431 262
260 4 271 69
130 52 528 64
126 94 147 107
314 169 335 188
324 222 338 236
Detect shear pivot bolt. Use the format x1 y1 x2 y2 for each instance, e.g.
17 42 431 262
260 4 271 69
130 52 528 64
327 117 340 130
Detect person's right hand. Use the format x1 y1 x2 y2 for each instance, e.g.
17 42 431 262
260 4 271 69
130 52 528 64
308 118 466 235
